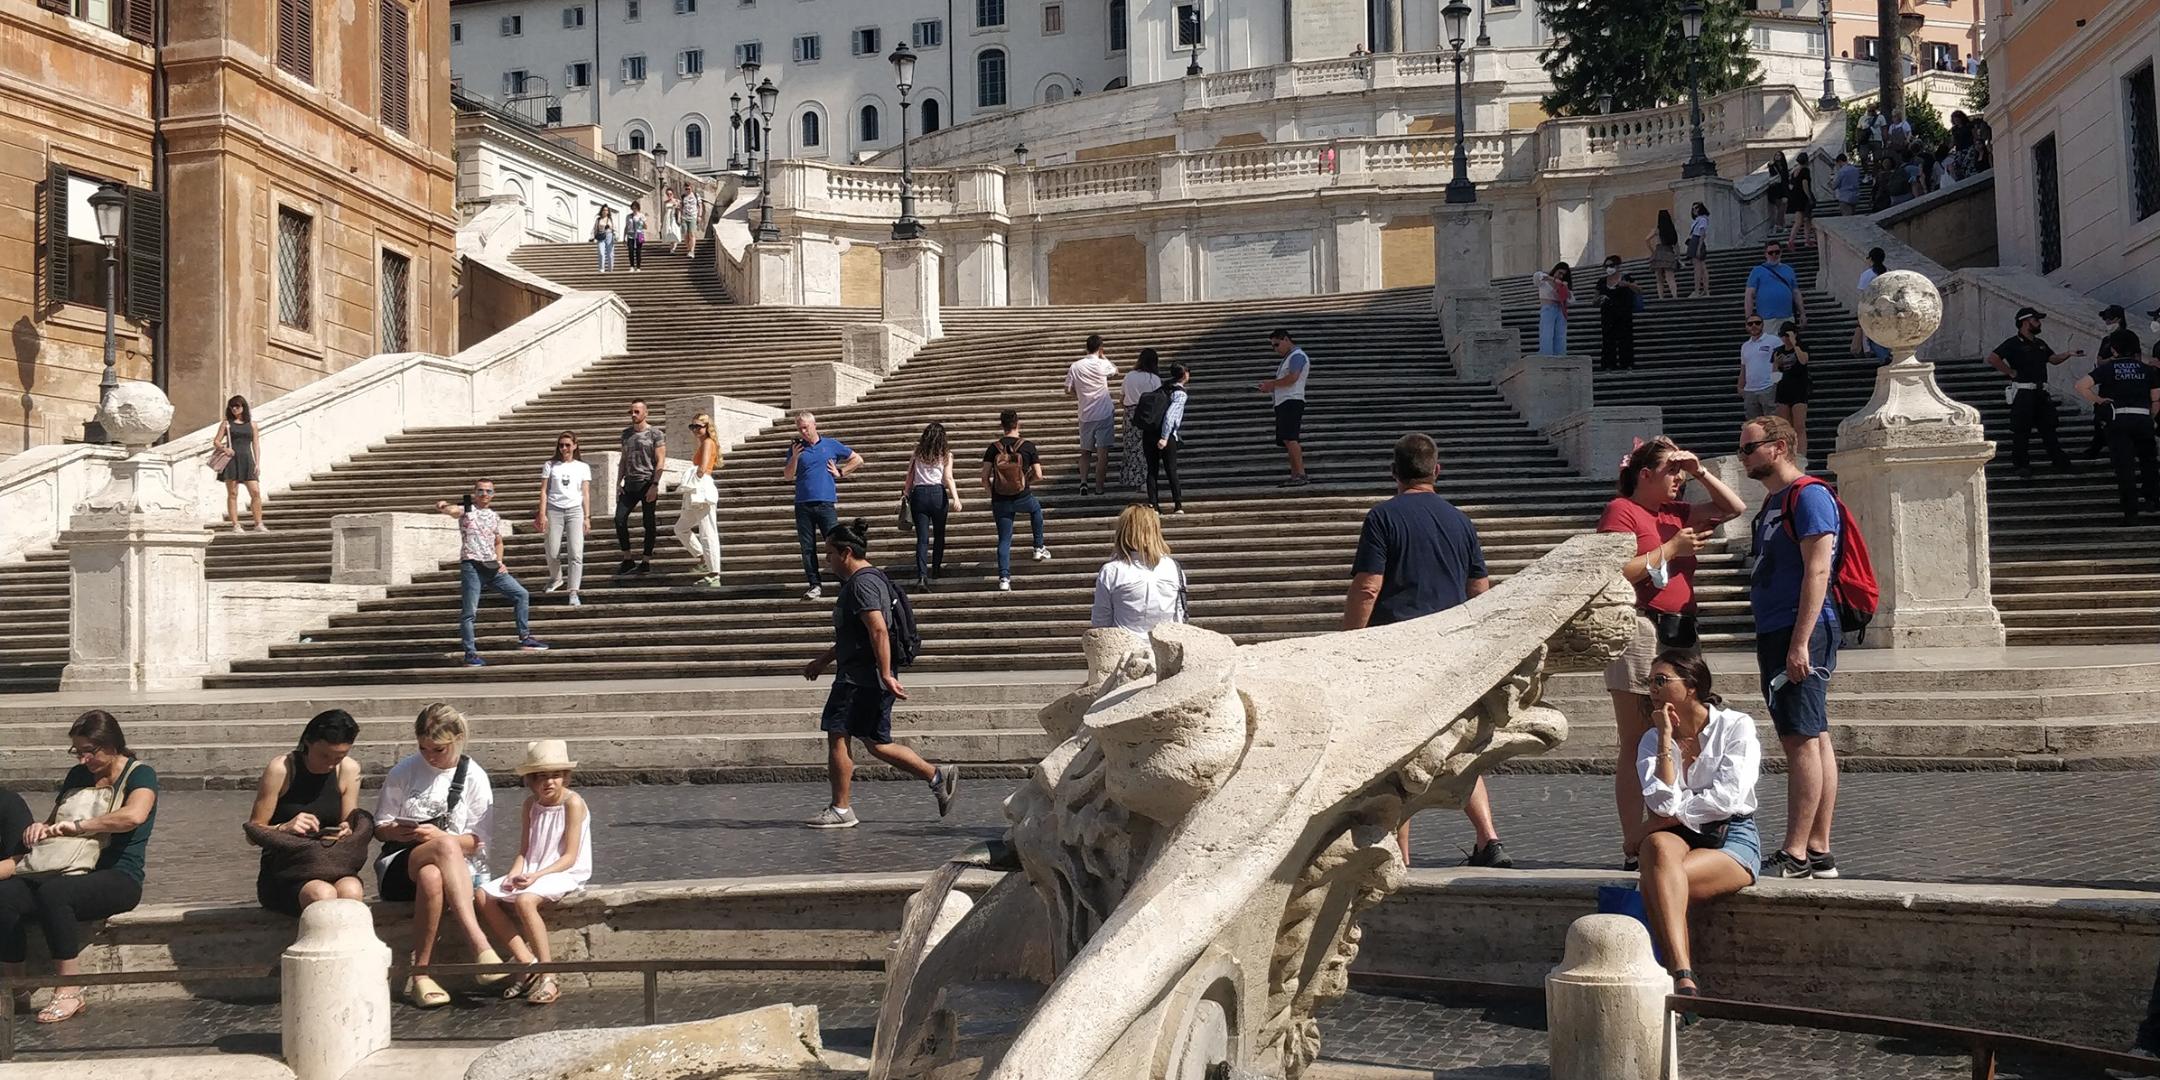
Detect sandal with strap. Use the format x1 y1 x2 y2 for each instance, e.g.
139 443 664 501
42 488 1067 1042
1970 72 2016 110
1671 969 1702 1028
501 965 539 1000
526 974 561 1006
35 991 86 1025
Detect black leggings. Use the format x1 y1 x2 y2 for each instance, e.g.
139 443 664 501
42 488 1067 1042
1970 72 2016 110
1144 437 1183 510
627 236 645 270
615 479 658 557
908 484 949 575
0 870 143 962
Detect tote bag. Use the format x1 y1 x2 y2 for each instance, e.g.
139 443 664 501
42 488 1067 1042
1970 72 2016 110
18 759 141 878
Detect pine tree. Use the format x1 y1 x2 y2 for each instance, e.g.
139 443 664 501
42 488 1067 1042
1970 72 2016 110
1538 0 1760 117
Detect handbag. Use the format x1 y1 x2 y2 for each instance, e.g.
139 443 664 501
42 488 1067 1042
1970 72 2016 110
18 759 140 877
247 809 377 884
897 494 915 533
1654 612 1700 650
209 449 234 473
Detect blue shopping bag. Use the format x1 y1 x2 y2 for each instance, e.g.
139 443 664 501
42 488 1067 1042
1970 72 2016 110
1596 883 1669 967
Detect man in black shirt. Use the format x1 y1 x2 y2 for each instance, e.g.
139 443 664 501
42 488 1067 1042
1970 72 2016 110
2075 329 2160 523
1985 307 2083 477
2083 305 2131 459
801 520 958 829
1595 256 1640 371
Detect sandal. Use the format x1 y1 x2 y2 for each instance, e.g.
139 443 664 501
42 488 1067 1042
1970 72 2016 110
405 973 451 1009
35 990 85 1024
1671 969 1701 1028
526 974 560 1006
501 966 539 1000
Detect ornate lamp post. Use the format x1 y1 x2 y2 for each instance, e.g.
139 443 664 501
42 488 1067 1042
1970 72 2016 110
1013 142 1027 164
753 77 780 242
739 60 763 184
1184 0 1204 77
1443 0 1475 204
888 42 923 241
1680 1 1718 179
86 180 126 443
1817 0 1841 109
1475 0 1490 48
727 92 743 171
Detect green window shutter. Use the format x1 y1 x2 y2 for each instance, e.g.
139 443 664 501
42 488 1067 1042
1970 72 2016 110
123 186 166 324
41 162 71 310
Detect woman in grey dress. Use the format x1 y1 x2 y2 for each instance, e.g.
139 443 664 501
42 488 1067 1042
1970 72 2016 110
215 394 266 533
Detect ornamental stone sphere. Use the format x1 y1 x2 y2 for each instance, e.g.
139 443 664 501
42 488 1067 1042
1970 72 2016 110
1857 268 1943 352
95 380 175 451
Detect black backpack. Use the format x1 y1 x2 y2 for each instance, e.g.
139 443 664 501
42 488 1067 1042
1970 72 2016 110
1133 385 1174 433
857 568 922 668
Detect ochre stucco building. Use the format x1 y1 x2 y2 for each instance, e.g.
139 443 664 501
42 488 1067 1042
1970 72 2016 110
2 0 456 457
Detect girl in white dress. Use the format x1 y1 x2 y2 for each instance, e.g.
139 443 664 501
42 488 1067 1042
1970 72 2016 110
477 740 592 1005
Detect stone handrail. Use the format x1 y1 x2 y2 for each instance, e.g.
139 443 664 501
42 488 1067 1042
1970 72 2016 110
0 243 625 564
772 129 1540 221
1540 83 1826 173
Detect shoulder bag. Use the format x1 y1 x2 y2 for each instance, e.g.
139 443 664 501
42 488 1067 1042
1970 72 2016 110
247 810 378 884
18 759 141 878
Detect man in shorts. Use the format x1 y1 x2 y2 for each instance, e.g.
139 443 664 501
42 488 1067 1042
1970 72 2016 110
1742 415 1841 880
801 519 958 829
1065 334 1120 496
1260 329 1310 486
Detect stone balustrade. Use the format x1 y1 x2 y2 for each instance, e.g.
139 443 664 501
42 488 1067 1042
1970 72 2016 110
1539 84 1825 174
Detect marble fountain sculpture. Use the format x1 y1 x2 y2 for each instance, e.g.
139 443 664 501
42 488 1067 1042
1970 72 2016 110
465 531 1634 1080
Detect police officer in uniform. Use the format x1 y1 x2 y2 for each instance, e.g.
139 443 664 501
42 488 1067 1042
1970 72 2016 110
1985 306 2083 478
2074 329 2160 524
2082 305 2130 459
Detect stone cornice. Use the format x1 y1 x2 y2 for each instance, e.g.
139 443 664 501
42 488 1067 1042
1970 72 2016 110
455 113 647 196
160 49 455 179
160 114 457 235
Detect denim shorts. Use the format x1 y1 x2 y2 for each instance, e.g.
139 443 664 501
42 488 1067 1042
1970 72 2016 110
1718 815 1762 884
820 672 894 746
1079 417 1116 451
1755 619 1838 738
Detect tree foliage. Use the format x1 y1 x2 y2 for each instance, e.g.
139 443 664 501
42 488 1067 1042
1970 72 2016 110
1538 0 1761 117
1965 59 1989 112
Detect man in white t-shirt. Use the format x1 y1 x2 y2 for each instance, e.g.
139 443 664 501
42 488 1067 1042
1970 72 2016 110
1738 315 1781 419
1065 334 1121 495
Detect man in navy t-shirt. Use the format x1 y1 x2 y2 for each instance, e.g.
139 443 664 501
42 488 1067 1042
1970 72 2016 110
782 411 863 600
1742 415 1841 880
1343 434 1510 869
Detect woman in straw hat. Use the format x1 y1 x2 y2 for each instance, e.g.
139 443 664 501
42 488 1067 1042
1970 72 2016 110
476 739 592 1005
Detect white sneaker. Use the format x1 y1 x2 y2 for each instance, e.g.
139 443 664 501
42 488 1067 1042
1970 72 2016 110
254 523 270 533
806 805 859 829
231 524 245 534
568 594 582 607
546 576 564 593
997 578 1012 591
803 585 823 600
1032 547 1052 561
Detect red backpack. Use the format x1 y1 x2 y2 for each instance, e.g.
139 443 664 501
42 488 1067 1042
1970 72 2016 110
1779 476 1880 641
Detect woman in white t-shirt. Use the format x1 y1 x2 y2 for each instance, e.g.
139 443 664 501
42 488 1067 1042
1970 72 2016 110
1119 349 1165 492
1090 505 1187 642
537 432 592 607
373 704 503 1009
1687 203 1712 298
904 422 962 590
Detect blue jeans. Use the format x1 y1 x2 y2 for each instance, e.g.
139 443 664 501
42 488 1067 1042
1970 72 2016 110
596 235 615 271
794 501 840 587
908 484 949 576
459 559 531 655
991 493 1044 578
1538 304 1568 355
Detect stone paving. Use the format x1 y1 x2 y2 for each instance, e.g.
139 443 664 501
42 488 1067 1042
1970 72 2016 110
111 769 2160 907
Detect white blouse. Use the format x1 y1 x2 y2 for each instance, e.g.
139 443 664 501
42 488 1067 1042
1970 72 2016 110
1635 704 1760 831
1090 556 1186 637
907 453 946 488
1122 370 1163 407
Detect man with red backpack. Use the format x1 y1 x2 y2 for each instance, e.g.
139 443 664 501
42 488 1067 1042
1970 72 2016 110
979 409 1051 592
1742 415 1846 880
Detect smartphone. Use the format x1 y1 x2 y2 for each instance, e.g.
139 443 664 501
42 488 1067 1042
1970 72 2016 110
462 493 474 512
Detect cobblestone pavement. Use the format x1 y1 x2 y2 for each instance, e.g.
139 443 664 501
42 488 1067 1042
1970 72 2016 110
21 980 2141 1077
120 770 2160 906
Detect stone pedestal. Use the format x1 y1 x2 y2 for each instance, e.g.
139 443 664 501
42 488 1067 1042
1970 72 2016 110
1439 287 1503 352
1546 915 1675 1080
880 238 944 341
282 899 391 1080
1703 453 1769 546
331 513 461 587
842 323 927 375
664 394 785 486
792 361 882 410
1670 175 1741 251
1827 270 2006 648
1498 354 1594 432
746 241 796 305
1549 407 1663 480
1450 326 1518 384
952 229 1009 308
1433 203 1495 313
60 383 211 693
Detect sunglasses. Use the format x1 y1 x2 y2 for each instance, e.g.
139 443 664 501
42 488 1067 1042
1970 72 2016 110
1739 438 1782 457
475 488 496 496
1746 320 1764 327
690 424 708 432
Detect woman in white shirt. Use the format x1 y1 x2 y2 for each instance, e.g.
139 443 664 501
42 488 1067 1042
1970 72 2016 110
1687 203 1712 298
1628 651 1760 1002
373 703 503 1008
1090 505 1188 640
905 422 962 590
538 432 591 607
674 413 723 587
1119 350 1164 492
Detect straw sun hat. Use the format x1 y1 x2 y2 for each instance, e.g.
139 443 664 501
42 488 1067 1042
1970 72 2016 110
514 739 578 776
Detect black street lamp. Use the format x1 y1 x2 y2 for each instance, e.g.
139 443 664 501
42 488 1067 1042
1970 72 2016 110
727 92 743 171
87 180 126 442
753 77 781 242
888 42 923 241
1183 1 1204 77
1443 0 1475 204
739 60 763 185
1817 0 1840 109
1013 142 1027 164
1475 0 1490 48
1680 1 1719 179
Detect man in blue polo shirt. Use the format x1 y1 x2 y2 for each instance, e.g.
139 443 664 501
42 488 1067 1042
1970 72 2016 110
1744 241 1806 329
782 410 863 600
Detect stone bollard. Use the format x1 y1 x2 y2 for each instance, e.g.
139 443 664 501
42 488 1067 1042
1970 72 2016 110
282 898 391 1080
1546 914 1675 1080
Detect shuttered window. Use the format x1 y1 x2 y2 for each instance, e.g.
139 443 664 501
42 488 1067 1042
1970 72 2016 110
39 163 71 311
379 0 410 135
123 187 165 323
121 0 155 43
277 0 314 82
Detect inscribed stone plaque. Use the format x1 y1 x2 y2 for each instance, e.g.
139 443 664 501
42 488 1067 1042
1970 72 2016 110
1203 230 1315 300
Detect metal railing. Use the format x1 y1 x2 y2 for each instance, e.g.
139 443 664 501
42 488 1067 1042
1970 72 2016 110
1 956 885 1061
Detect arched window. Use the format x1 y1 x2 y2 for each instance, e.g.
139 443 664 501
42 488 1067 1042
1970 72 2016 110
1044 83 1064 104
977 48 1007 109
921 98 942 133
801 111 821 147
1104 76 1128 90
860 104 880 143
628 129 648 151
685 122 704 158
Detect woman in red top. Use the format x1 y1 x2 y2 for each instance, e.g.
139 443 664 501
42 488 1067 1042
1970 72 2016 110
1599 437 1747 865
